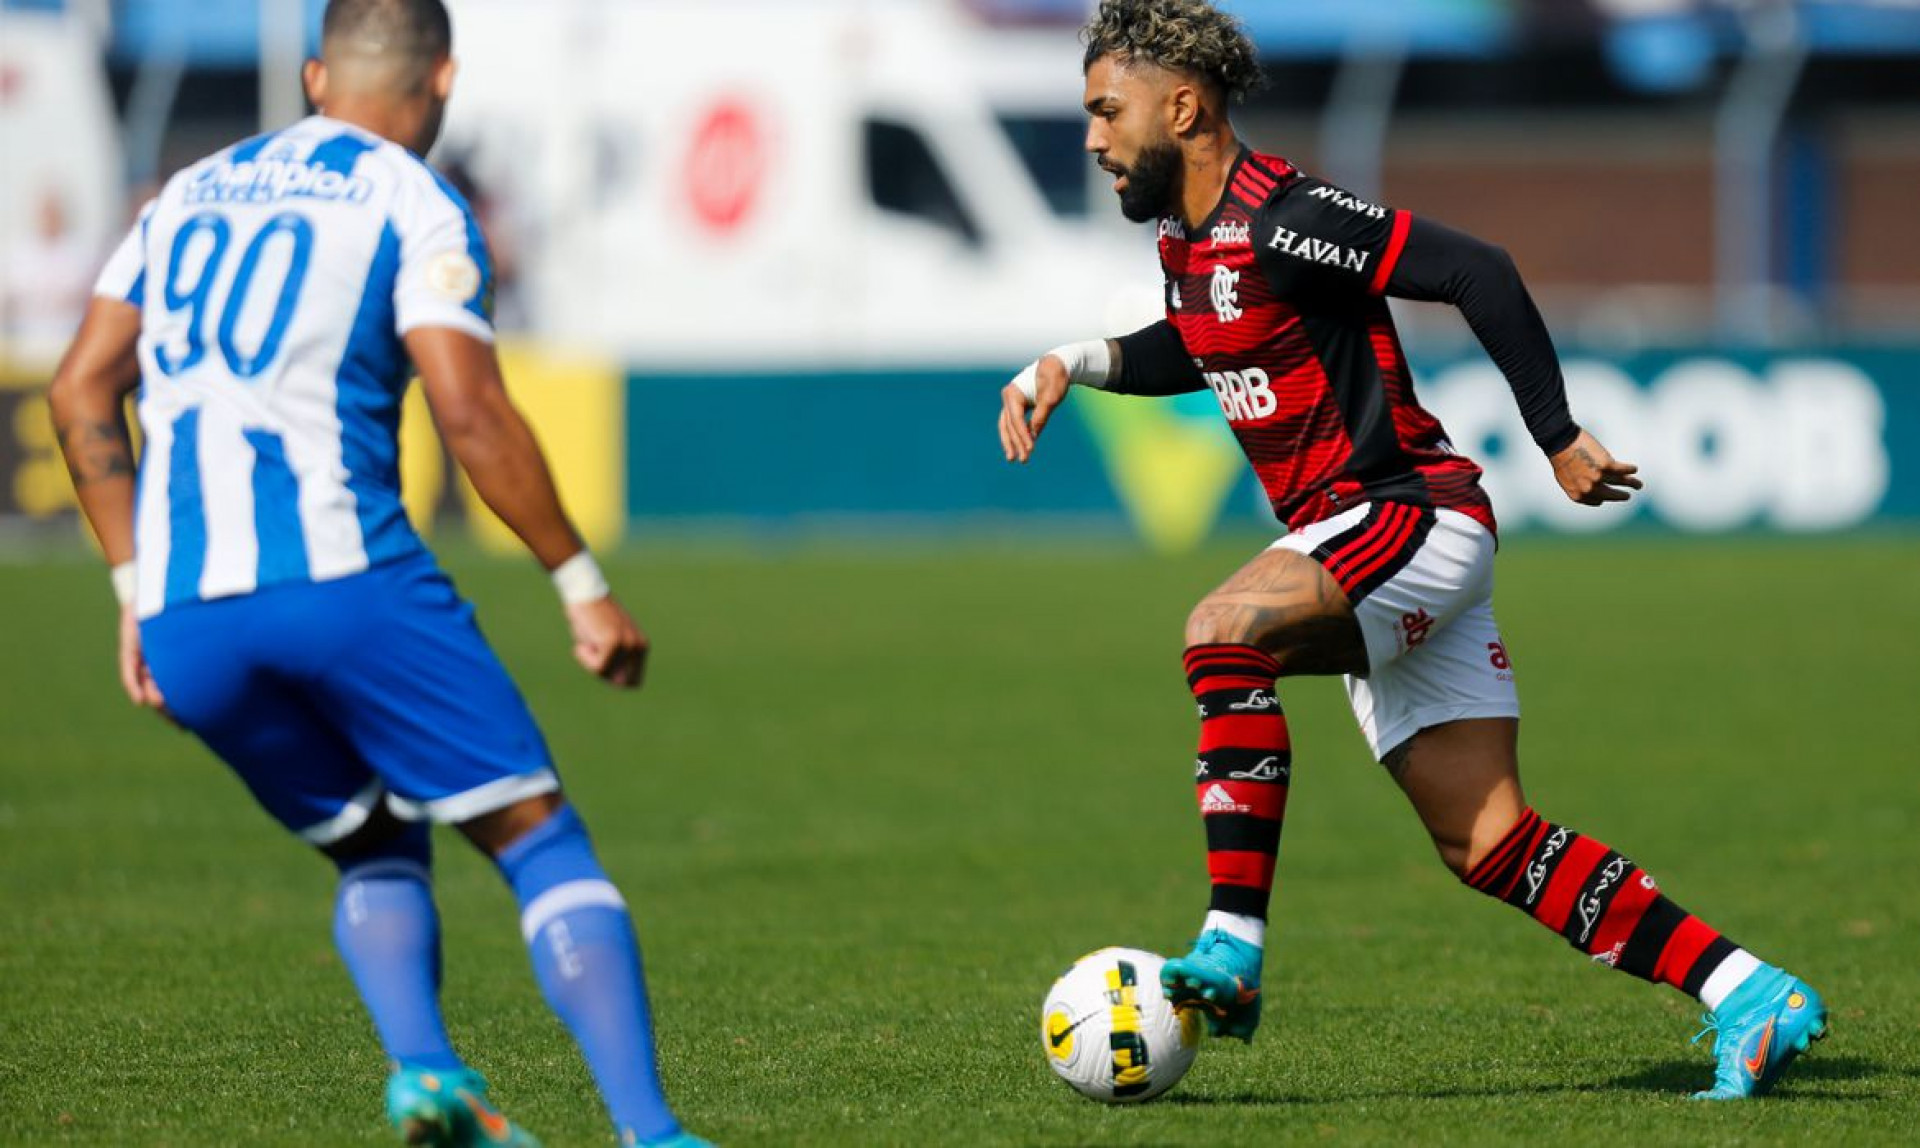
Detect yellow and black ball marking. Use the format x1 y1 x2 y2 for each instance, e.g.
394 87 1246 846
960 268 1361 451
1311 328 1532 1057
1177 1002 1204 1048
1105 960 1152 1097
1044 1007 1081 1062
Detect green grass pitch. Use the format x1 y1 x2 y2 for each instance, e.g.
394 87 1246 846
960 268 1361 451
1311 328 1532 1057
3 534 1917 1145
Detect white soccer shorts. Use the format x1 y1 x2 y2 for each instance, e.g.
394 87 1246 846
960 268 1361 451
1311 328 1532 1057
1272 502 1519 759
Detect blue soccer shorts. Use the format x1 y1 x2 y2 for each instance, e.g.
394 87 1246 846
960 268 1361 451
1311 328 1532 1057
140 551 558 846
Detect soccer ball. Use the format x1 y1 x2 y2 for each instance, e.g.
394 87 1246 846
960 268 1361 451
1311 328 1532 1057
1040 947 1203 1103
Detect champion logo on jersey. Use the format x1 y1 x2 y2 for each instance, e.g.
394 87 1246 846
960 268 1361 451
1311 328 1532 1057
105 115 491 618
1209 264 1242 323
187 158 375 206
1201 783 1250 814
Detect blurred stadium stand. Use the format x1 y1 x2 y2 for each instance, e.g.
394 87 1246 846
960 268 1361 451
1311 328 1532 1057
9 0 1908 343
2 1 1916 544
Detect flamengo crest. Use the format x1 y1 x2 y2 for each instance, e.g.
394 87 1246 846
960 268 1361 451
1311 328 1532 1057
1210 264 1242 323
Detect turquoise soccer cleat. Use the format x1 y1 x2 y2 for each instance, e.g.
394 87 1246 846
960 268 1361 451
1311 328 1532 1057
385 1066 542 1147
1160 929 1264 1042
1690 967 1828 1100
628 1133 715 1148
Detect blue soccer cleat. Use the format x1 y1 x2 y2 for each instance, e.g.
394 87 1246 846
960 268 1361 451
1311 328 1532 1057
1160 929 1264 1042
627 1133 715 1148
1690 967 1828 1100
386 1066 542 1147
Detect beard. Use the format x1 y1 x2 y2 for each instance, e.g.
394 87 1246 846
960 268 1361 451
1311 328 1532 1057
1113 138 1181 223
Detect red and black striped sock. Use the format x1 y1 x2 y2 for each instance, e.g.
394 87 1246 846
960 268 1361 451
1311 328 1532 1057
1464 807 1739 999
1185 643 1290 920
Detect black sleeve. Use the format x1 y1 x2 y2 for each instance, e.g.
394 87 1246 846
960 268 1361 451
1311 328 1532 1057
1384 217 1579 455
1251 177 1404 301
1111 319 1208 397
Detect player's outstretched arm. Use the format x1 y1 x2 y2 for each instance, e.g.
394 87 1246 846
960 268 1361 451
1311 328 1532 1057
1000 340 1108 463
47 296 168 711
407 326 648 687
1549 427 1642 506
999 321 1207 463
1383 217 1641 507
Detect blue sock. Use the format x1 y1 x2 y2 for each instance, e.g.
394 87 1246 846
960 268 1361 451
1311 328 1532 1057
496 804 680 1144
331 824 464 1072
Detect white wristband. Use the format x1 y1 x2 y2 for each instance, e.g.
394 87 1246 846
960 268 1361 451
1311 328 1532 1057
1011 339 1113 401
550 550 610 606
110 561 136 608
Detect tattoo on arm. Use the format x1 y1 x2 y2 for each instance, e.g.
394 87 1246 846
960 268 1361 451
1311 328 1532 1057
55 418 137 487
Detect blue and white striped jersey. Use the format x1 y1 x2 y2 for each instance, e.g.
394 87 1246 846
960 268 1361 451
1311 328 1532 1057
94 115 493 619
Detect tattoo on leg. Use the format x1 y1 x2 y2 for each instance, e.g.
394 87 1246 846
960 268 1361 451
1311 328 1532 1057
1190 552 1365 674
1382 742 1412 780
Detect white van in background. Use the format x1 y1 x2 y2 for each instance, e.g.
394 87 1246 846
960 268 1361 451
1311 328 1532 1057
440 0 1163 368
0 8 124 363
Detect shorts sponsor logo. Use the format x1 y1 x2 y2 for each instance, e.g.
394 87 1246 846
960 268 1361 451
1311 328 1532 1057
1401 608 1435 650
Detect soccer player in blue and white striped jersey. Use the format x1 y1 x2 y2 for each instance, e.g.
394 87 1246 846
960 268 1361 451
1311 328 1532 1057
49 2 708 1144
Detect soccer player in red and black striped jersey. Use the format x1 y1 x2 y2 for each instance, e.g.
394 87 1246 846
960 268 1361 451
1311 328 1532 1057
998 0 1825 1101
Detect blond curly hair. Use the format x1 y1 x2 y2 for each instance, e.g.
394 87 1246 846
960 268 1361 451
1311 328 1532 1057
1081 0 1263 103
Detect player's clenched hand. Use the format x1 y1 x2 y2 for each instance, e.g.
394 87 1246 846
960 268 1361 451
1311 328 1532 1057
998 354 1071 464
117 604 174 721
566 595 649 688
1550 428 1643 506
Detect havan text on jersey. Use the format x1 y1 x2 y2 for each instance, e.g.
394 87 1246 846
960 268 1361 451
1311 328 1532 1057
1153 150 1497 535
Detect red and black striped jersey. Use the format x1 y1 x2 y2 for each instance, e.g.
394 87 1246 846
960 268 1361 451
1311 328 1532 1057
1154 150 1496 534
